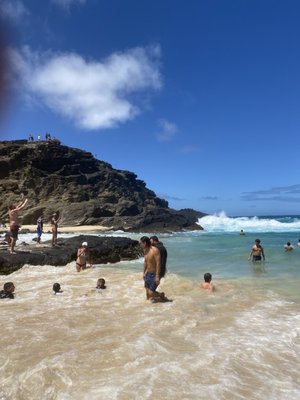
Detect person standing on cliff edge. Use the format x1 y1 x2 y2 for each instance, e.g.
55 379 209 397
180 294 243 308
8 197 28 254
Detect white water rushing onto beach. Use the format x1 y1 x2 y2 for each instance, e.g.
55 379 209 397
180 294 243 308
1 260 300 399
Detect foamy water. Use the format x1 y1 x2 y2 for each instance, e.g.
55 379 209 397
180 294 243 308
1 262 300 399
197 211 300 233
1 216 300 399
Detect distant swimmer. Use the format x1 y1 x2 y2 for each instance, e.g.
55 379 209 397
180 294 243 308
249 239 265 262
297 239 300 248
53 283 63 294
200 272 215 292
76 242 92 272
0 282 15 299
8 197 28 254
239 230 246 235
96 278 106 289
284 242 294 251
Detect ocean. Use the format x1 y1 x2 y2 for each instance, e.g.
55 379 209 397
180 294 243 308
1 213 300 399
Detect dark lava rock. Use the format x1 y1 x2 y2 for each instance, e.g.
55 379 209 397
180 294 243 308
0 235 142 275
0 140 205 231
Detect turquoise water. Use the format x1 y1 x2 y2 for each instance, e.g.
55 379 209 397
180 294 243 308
2 212 300 399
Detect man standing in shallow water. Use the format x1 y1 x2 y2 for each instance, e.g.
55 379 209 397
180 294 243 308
140 236 172 303
140 236 161 300
249 239 265 262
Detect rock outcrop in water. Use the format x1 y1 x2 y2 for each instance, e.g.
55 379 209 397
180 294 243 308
0 235 142 275
0 140 206 231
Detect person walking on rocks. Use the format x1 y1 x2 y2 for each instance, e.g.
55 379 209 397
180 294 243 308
51 213 60 247
36 215 43 243
8 197 28 254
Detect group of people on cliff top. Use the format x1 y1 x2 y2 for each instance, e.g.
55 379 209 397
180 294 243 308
28 133 54 142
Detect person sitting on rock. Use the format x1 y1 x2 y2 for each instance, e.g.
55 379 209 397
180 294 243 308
0 282 15 299
76 242 92 272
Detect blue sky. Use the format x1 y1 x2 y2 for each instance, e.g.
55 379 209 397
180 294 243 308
1 0 300 216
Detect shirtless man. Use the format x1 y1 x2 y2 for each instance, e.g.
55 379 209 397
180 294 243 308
8 198 28 254
249 239 265 262
140 236 162 300
51 213 60 247
76 242 92 271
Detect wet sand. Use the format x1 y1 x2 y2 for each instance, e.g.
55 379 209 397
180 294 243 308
20 224 111 233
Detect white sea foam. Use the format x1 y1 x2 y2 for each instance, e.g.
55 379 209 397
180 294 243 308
198 211 300 233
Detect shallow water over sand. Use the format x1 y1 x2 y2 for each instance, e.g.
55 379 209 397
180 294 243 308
1 259 300 400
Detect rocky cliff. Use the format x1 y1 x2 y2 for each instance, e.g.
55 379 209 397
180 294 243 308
0 140 205 231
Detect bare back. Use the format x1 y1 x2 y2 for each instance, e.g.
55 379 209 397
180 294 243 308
144 246 161 274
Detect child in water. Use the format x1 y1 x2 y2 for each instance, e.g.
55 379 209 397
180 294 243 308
96 278 106 289
53 282 63 294
0 282 15 299
200 273 215 292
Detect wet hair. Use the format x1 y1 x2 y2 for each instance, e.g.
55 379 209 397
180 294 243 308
287 242 291 246
150 235 159 242
4 282 14 292
97 278 106 289
255 239 261 243
8 204 15 210
204 273 212 283
53 283 61 293
140 236 151 246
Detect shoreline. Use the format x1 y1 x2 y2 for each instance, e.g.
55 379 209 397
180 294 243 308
17 224 112 234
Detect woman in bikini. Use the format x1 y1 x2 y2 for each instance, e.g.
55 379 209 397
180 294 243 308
76 242 92 272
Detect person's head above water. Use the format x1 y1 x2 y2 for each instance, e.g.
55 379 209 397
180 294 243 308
53 283 61 294
96 278 106 289
3 282 15 293
203 273 212 283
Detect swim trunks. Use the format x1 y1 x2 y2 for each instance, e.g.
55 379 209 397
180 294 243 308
252 255 262 262
10 224 19 240
144 272 158 292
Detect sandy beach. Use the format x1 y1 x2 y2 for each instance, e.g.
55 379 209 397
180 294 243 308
20 224 112 233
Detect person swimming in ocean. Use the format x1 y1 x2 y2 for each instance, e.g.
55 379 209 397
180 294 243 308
200 272 215 292
76 242 92 271
249 239 265 262
96 278 106 289
0 282 15 299
53 282 63 294
284 242 294 251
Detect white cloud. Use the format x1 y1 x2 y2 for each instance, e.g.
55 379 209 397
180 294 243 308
157 118 178 142
9 45 162 130
178 145 199 154
51 0 86 9
0 0 28 23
